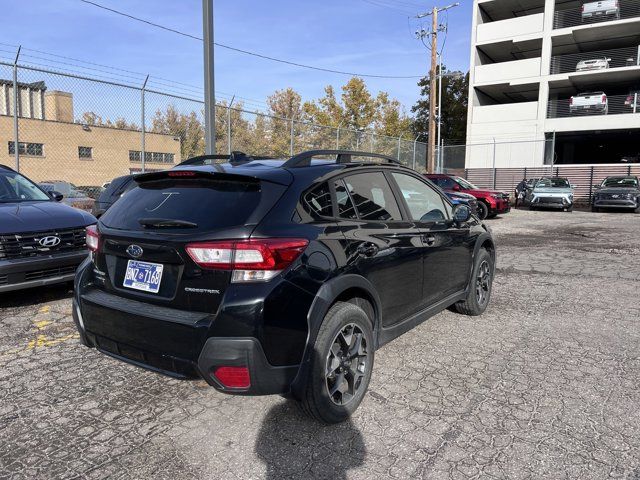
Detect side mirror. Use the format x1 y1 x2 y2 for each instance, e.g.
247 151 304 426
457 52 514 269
453 204 472 224
49 191 64 202
452 184 461 191
593 184 600 189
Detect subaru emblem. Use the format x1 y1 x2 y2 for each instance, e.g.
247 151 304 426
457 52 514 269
38 236 61 248
126 244 144 258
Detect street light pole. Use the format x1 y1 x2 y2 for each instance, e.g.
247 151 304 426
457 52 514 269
202 0 215 154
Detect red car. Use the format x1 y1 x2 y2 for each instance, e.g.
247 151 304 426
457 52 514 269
426 174 511 220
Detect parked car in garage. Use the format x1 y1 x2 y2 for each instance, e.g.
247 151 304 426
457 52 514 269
0 165 95 293
525 177 575 211
40 181 94 212
91 175 136 218
592 176 640 212
426 174 510 220
570 92 608 115
581 0 620 20
575 57 610 72
625 90 639 110
73 150 495 423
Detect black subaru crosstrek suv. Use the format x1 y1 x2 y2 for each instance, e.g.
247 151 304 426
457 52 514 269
0 165 95 293
73 150 495 423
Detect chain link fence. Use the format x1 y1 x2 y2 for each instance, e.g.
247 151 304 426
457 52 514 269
0 61 428 204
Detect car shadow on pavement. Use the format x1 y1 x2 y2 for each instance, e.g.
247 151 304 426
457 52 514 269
255 400 366 480
0 283 73 308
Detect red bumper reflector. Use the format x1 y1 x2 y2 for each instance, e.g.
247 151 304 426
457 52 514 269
213 366 251 389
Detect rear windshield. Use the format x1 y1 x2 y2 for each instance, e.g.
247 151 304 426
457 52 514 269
100 178 263 232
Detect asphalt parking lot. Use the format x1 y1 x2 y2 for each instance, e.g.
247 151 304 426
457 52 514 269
1 209 639 480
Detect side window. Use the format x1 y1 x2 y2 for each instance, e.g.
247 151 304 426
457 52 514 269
342 172 401 221
334 180 357 219
392 173 450 223
302 182 333 218
440 177 457 189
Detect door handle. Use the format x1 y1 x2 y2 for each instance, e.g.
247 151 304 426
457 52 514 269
357 242 379 257
423 235 436 247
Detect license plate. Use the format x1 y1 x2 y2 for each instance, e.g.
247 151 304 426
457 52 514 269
123 260 164 294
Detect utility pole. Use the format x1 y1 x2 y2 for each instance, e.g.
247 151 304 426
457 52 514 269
203 0 215 154
415 3 459 173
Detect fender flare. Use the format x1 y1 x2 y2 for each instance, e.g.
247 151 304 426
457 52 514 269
470 231 496 285
289 274 382 397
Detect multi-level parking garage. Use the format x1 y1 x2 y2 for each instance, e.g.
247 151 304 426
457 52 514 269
465 0 640 168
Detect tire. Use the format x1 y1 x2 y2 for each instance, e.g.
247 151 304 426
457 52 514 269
476 201 489 220
635 202 640 214
528 204 536 211
566 205 573 212
297 302 374 424
486 213 498 219
452 248 494 317
592 205 599 213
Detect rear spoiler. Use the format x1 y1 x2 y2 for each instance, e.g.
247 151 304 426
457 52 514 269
133 169 260 185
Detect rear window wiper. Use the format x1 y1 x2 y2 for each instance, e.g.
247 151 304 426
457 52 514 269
138 218 198 228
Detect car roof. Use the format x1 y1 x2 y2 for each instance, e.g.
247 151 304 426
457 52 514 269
169 156 410 185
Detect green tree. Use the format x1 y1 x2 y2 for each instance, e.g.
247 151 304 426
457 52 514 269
412 67 469 144
151 104 204 159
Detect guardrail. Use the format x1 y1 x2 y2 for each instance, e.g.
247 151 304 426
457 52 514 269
554 0 640 29
550 45 640 75
547 93 639 118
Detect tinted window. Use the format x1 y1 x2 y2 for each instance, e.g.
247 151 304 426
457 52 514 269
435 176 457 189
100 178 264 232
302 182 333 218
392 173 450 222
342 172 401 221
334 180 357 219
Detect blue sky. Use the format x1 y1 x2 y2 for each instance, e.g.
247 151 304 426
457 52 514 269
1 0 473 113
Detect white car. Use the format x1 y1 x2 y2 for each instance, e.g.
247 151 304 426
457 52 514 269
576 57 611 72
569 91 608 115
581 0 620 20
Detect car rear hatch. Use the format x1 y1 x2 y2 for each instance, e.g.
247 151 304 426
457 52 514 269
80 168 291 364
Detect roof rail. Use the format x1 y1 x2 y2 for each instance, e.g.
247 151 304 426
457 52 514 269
176 151 274 167
282 150 402 168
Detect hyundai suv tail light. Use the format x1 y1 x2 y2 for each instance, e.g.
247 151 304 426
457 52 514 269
86 225 100 252
186 238 309 282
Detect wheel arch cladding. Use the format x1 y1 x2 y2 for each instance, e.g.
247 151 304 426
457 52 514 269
290 274 382 397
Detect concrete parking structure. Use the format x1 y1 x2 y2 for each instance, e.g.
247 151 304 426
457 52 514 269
1 209 639 479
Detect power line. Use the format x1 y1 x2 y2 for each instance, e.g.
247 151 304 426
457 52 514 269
78 0 423 79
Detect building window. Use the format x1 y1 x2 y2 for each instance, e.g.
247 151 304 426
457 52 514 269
8 141 44 156
129 150 175 164
78 146 93 159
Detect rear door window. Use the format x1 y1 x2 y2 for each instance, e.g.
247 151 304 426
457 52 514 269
100 177 267 232
342 172 401 221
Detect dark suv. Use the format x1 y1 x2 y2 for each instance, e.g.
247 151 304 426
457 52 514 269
73 150 496 423
0 165 95 292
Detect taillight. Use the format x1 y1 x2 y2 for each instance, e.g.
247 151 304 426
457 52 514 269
167 171 196 177
86 225 100 252
186 238 309 282
213 366 250 389
602 94 607 103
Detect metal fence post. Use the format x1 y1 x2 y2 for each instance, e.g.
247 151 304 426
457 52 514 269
634 92 638 114
12 46 21 172
141 75 149 173
227 95 235 155
492 137 497 189
290 118 295 156
397 134 403 161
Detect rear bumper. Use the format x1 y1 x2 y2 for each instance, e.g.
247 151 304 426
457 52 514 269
0 250 87 293
74 286 300 395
